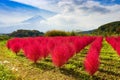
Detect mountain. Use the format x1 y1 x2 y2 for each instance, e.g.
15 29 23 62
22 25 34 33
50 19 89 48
22 15 45 23
93 21 120 35
78 21 120 35
0 14 47 33
0 0 57 33
0 23 38 33
78 29 96 34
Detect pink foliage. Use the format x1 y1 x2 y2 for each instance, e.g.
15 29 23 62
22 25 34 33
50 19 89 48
84 37 103 75
72 36 96 53
6 38 23 54
52 43 75 67
106 36 120 56
23 42 41 63
7 36 120 75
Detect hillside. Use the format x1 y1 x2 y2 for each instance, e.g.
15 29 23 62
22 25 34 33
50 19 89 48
93 21 120 36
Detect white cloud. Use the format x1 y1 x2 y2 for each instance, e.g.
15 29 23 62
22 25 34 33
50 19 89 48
3 0 120 32
38 0 120 31
0 12 35 24
0 13 32 24
0 5 37 24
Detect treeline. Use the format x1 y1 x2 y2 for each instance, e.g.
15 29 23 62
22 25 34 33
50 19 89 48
9 29 44 37
0 35 10 41
45 30 77 36
9 29 78 37
2 21 120 38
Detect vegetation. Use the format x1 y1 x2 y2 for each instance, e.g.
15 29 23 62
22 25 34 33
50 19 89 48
45 30 69 36
0 38 120 80
0 35 11 41
45 30 77 36
9 29 44 37
0 64 16 80
7 29 77 37
92 21 120 36
68 31 77 36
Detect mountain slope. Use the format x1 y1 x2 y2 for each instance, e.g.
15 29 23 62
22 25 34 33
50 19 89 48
0 0 57 33
23 15 45 23
93 21 120 35
0 23 39 33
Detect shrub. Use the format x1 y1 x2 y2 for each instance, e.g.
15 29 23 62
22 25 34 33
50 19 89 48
84 37 103 75
45 30 69 36
0 35 10 41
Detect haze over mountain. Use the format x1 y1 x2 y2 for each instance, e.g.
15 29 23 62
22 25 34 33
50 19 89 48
0 0 120 33
0 0 56 33
22 15 46 23
0 0 56 19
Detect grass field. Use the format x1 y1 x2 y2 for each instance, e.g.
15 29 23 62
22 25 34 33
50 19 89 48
0 39 120 80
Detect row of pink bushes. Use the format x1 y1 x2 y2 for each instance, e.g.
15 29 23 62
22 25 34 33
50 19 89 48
84 37 103 75
6 36 106 75
106 36 120 56
7 37 95 63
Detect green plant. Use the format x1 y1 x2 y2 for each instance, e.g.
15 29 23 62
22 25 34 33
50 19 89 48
0 65 16 80
45 30 69 36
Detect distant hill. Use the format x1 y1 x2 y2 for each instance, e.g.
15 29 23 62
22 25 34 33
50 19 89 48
93 21 120 36
9 29 44 37
80 21 120 36
78 29 96 34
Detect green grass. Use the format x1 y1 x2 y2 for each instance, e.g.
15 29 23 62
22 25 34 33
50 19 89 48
0 39 120 80
0 64 16 80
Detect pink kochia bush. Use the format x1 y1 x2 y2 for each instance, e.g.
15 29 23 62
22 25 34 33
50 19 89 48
84 36 103 75
6 36 105 75
106 37 120 56
51 36 95 67
6 36 96 67
52 43 75 67
6 38 23 54
23 41 42 63
72 36 96 53
22 37 49 63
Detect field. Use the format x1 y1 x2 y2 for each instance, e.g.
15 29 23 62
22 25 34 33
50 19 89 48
0 39 120 80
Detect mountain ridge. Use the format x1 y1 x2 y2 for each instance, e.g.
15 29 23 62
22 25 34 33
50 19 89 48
77 21 120 35
94 21 120 35
22 15 46 23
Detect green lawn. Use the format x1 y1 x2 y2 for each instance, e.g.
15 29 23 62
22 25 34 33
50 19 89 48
0 39 120 80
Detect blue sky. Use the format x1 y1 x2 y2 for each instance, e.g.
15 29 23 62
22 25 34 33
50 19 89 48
0 0 120 33
94 0 120 5
0 0 38 9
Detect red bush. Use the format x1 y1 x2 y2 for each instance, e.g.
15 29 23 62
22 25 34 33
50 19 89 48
52 43 75 67
23 42 42 63
106 37 120 56
6 38 23 54
84 37 103 75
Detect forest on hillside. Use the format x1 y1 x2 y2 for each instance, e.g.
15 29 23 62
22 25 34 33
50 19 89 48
92 21 120 36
